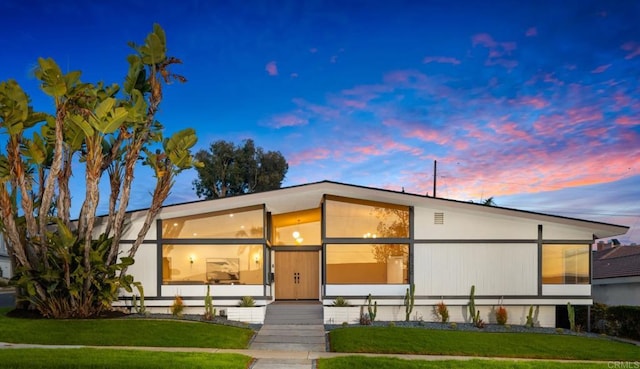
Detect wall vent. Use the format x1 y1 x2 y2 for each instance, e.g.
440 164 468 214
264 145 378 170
434 212 444 225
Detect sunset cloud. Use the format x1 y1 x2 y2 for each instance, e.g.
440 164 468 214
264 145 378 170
471 33 518 69
591 64 611 73
621 42 640 59
423 56 461 65
265 61 278 76
525 27 537 37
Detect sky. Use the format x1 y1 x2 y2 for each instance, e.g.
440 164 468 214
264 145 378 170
1 0 639 244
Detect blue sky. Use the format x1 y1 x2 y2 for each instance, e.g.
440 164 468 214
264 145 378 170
1 0 639 243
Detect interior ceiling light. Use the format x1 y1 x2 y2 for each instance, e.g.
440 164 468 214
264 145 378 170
292 219 303 244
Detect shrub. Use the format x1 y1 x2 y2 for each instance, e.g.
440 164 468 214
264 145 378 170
495 305 508 325
171 295 185 317
435 301 449 323
332 297 350 307
388 321 396 328
239 296 255 307
449 322 457 329
607 305 640 341
342 321 349 327
359 313 371 326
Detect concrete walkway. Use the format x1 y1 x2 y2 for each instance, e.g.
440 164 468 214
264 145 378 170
249 303 325 368
0 342 613 365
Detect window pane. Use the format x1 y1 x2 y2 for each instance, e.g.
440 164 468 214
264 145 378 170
326 244 408 284
272 208 321 246
162 206 264 239
162 244 264 285
542 244 589 284
325 196 409 238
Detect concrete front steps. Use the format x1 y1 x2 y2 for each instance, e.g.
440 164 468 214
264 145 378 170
249 302 326 368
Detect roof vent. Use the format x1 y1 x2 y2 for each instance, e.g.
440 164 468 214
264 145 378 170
434 212 444 225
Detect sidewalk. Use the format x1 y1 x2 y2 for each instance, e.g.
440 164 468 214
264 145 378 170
0 342 613 365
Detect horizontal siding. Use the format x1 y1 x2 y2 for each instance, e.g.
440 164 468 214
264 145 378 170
120 244 158 297
414 243 538 296
414 207 538 240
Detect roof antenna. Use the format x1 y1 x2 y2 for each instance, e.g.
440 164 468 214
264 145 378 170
433 160 437 198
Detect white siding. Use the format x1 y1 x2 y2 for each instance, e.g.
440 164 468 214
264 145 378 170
161 284 263 298
542 224 592 240
414 207 538 240
120 243 158 297
414 243 538 296
325 284 409 297
542 284 591 296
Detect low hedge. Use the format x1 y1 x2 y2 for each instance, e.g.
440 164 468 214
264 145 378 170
586 303 640 341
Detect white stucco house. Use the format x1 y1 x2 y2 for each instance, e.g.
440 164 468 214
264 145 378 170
108 181 628 327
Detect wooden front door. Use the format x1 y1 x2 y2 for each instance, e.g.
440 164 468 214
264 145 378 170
275 251 319 300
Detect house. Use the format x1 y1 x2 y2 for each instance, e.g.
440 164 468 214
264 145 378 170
110 181 629 327
592 244 640 306
0 236 11 279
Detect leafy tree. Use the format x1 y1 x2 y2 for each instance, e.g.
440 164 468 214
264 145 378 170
372 207 410 264
0 24 199 318
193 139 288 199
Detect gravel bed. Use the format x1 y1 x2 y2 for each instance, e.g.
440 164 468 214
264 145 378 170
325 321 605 338
122 312 262 330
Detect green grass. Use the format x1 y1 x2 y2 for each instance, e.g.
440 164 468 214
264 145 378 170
0 308 253 349
318 356 609 369
329 327 640 361
0 349 252 369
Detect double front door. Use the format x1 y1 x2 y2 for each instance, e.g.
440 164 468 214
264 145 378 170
274 251 319 300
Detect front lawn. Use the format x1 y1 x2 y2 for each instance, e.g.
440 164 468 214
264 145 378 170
318 356 608 369
329 327 640 361
0 349 252 369
0 308 253 349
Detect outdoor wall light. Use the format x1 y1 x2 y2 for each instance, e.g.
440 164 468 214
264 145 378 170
189 255 195 264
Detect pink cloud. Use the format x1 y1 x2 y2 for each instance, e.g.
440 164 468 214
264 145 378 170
383 70 429 85
514 96 549 109
615 116 640 126
621 42 640 59
472 33 497 48
525 27 537 37
488 121 534 143
265 61 278 76
423 56 461 65
584 126 608 137
288 148 331 166
471 33 518 70
591 64 611 74
268 113 308 128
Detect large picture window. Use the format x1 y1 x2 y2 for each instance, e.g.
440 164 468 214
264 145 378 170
162 206 264 239
272 208 321 245
162 244 264 285
325 196 409 239
542 244 589 284
326 244 409 284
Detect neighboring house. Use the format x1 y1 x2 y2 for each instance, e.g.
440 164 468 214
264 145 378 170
0 236 11 279
592 244 640 306
105 181 628 327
